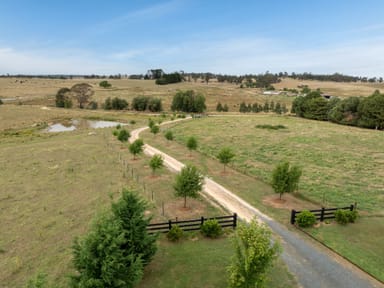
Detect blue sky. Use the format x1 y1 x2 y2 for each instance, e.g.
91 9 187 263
1 0 384 76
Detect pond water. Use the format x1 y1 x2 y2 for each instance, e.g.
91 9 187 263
46 119 126 132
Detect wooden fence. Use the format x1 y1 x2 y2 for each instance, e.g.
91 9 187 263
290 204 355 225
147 213 237 234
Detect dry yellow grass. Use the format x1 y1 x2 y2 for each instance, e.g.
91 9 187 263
275 77 384 97
1 77 382 114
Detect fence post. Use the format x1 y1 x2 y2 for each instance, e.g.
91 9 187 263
350 204 354 211
290 210 296 224
320 207 325 222
201 216 204 226
233 213 237 229
168 220 172 231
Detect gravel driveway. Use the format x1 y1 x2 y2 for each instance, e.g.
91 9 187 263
130 121 383 288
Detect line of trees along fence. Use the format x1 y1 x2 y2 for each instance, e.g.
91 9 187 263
147 213 237 234
291 205 355 225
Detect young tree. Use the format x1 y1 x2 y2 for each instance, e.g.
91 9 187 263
186 136 197 155
174 165 204 208
150 125 160 136
71 189 157 288
149 154 164 176
99 80 112 88
164 130 174 141
271 161 302 200
148 118 155 129
227 220 280 288
129 139 144 160
117 129 130 143
217 147 235 172
216 102 223 112
70 83 94 109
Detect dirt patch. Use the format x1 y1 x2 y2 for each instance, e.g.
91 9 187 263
162 198 208 220
263 194 319 211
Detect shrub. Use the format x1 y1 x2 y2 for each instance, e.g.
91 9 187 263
99 80 111 88
167 225 183 241
104 97 128 110
0 99 3 105
112 130 119 136
201 219 222 238
117 129 130 142
148 98 163 112
132 96 149 111
130 120 136 125
335 209 358 224
165 130 174 141
296 210 316 228
347 210 358 223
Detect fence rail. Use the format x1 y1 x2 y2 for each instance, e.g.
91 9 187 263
290 205 354 224
147 213 237 233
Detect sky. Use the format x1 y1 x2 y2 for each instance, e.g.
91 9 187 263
1 0 384 76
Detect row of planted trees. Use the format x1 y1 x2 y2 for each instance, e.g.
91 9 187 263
64 121 284 288
28 118 299 288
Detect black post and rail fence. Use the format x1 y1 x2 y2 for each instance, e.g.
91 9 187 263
290 204 355 225
147 213 237 234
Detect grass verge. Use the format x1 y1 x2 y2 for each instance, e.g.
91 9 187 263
141 114 384 282
138 235 297 288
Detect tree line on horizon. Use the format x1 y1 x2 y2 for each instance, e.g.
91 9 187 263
2 71 382 84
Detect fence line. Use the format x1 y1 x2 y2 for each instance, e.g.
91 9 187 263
290 204 355 224
147 213 237 233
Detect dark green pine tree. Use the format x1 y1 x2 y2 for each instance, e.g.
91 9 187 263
71 189 157 288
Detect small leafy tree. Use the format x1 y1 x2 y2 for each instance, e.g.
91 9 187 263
164 130 174 141
148 118 155 129
217 147 235 172
149 154 163 175
117 129 130 143
150 125 160 136
129 139 144 159
174 165 204 208
186 136 197 155
99 80 112 88
227 220 280 288
271 161 302 200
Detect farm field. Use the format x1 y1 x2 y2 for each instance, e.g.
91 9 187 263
141 114 384 282
0 105 297 287
1 77 383 286
1 77 383 113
